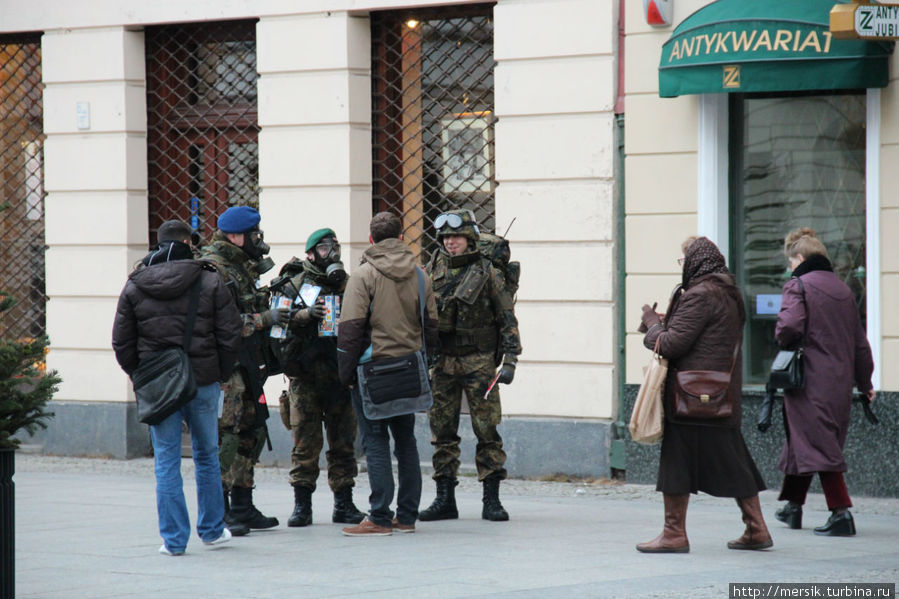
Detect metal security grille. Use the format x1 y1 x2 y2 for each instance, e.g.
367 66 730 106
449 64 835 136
372 5 495 259
146 20 258 247
0 34 45 340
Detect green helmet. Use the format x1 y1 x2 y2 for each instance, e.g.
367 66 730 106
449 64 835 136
434 209 480 243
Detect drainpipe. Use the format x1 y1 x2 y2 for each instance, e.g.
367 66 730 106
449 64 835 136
609 0 627 477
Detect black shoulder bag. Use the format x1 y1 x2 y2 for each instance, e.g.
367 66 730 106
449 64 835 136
768 277 806 391
356 268 433 420
131 278 202 425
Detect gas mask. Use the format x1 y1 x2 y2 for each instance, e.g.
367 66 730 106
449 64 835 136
243 229 274 273
311 236 346 285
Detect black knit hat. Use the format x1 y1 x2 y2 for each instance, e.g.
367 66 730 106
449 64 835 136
157 220 192 244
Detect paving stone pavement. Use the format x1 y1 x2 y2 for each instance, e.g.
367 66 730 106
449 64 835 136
12 455 899 598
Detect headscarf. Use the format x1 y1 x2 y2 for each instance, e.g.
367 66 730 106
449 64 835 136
681 236 729 289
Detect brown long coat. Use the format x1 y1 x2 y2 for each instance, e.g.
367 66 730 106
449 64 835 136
775 270 874 475
644 274 744 429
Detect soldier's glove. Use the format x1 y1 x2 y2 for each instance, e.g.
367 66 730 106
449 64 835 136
497 362 516 385
306 299 327 321
262 307 291 328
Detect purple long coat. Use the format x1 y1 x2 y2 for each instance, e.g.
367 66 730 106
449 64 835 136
774 270 873 475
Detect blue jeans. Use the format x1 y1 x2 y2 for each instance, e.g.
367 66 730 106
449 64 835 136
150 382 225 552
351 386 422 527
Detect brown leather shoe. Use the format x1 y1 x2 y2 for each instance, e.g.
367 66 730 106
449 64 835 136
341 517 392 537
636 494 690 553
392 517 415 533
728 495 773 550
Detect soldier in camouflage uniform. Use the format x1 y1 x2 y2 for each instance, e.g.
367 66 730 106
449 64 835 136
274 228 366 527
201 206 286 530
420 209 521 522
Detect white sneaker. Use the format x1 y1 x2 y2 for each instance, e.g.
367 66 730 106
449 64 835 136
159 545 184 556
203 527 232 546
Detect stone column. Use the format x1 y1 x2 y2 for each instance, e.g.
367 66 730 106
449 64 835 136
41 27 150 457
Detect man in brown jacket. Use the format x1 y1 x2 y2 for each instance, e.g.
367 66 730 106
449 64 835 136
337 212 438 536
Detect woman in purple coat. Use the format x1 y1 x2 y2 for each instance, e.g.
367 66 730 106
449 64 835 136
773 228 875 537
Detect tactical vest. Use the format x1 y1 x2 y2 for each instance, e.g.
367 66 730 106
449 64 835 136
430 252 499 356
201 235 277 410
271 260 344 378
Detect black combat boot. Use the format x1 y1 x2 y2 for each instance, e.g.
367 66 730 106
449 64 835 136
419 477 459 521
332 487 366 524
482 477 509 522
222 488 249 536
287 486 313 527
230 486 279 529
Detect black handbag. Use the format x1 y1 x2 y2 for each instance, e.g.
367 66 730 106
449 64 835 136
356 268 433 420
131 279 201 425
768 278 806 391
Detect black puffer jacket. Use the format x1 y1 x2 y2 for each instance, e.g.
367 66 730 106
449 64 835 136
112 259 241 385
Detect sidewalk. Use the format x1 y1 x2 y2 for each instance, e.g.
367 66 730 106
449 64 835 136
14 455 899 598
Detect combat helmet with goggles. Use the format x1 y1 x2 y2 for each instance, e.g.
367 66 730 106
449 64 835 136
434 209 480 243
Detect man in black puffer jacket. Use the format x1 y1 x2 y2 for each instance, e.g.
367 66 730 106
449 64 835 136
112 220 246 556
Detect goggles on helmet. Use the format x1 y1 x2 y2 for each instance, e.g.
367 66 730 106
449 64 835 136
434 210 476 231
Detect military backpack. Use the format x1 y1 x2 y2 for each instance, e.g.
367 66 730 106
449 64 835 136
475 231 520 299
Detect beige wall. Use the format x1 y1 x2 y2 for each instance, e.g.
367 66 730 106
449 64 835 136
624 0 705 385
27 0 622 418
42 27 148 403
879 56 899 391
624 0 895 391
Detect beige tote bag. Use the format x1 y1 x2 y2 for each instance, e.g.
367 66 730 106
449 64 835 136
628 338 667 445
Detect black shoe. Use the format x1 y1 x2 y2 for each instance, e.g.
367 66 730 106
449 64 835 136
419 478 458 522
774 502 802 529
227 522 250 537
287 486 313 528
814 510 856 536
332 487 366 524
482 477 509 522
230 486 279 529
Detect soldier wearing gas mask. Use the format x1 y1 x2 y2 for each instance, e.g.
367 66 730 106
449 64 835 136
201 206 284 530
421 209 521 522
271 228 366 527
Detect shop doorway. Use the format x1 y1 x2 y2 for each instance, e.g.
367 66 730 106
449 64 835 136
729 92 866 384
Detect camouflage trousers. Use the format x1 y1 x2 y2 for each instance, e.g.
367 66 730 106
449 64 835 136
429 353 507 482
219 371 267 490
287 374 358 493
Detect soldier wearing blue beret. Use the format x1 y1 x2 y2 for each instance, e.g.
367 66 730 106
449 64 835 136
200 205 284 530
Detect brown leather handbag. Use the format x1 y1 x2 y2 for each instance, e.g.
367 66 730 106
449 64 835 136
673 343 739 419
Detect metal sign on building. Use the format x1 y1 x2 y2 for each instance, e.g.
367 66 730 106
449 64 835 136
831 1 899 40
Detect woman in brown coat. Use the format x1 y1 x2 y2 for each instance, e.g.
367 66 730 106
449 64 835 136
773 228 874 536
637 237 771 553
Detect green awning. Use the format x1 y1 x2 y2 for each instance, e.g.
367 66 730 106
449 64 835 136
659 0 893 98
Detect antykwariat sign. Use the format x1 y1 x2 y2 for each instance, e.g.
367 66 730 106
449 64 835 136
665 28 833 63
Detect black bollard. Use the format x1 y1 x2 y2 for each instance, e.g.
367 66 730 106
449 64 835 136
0 448 14 599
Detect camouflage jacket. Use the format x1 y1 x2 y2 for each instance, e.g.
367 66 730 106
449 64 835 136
427 249 521 366
280 260 346 376
200 231 270 338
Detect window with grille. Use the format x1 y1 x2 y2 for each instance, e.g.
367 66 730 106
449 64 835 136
146 20 259 247
371 5 496 260
0 34 45 340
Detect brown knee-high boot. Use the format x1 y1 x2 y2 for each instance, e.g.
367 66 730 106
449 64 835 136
636 494 690 553
727 495 773 550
